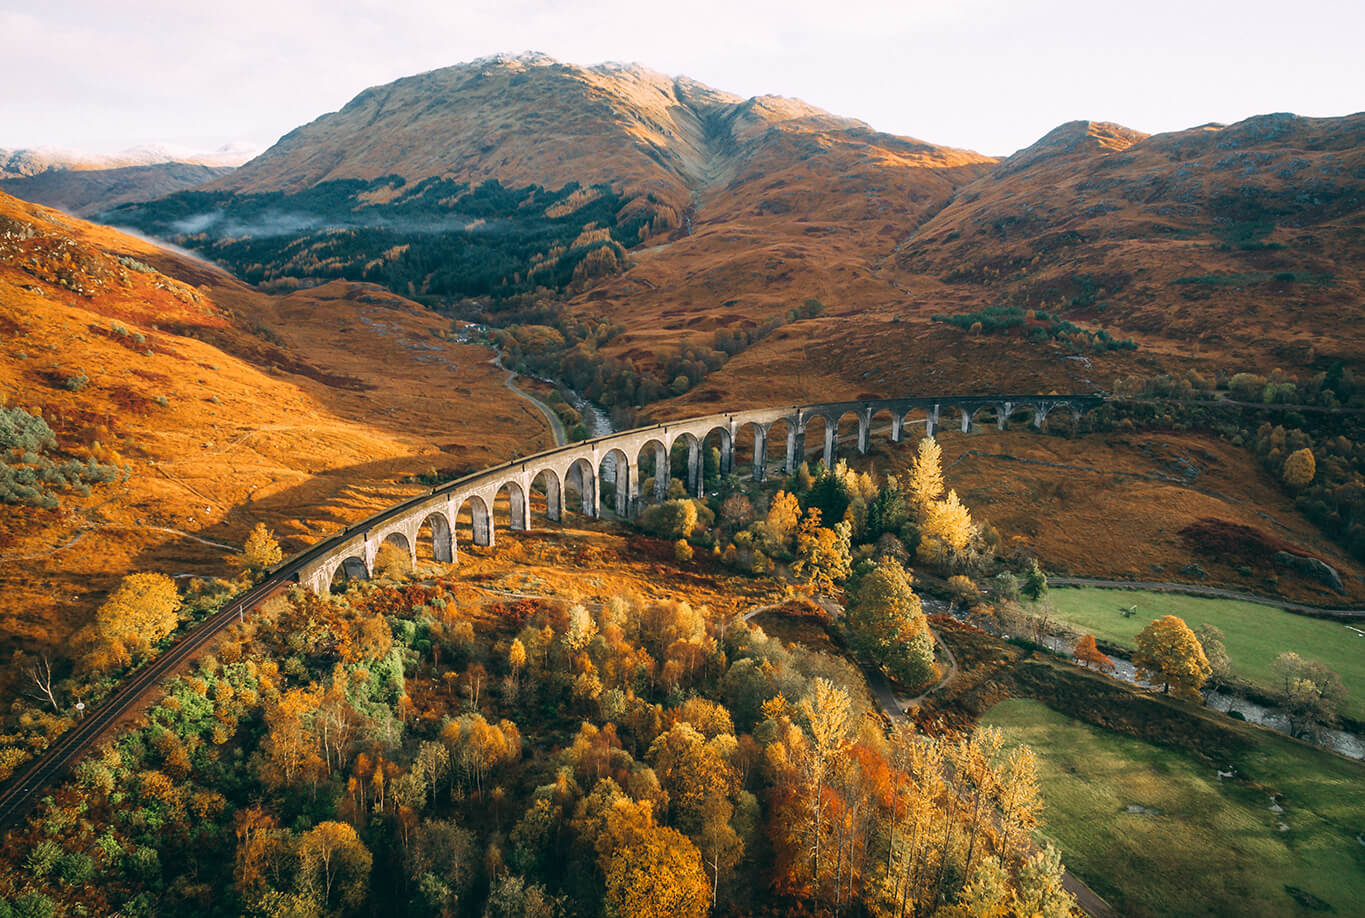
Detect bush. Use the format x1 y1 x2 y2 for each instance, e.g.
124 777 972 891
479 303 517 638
640 500 699 540
947 575 978 602
673 539 694 563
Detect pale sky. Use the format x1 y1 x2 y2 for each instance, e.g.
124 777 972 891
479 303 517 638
2 0 1362 158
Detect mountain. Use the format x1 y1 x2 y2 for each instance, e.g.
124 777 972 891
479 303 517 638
0 162 235 216
105 55 1364 411
107 53 998 390
0 144 258 216
894 112 1365 373
0 143 257 178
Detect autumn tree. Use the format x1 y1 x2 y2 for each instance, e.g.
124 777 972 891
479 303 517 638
763 490 802 554
906 436 945 519
640 499 698 540
797 678 854 894
81 572 182 671
297 821 372 914
844 559 935 686
793 509 852 592
1073 634 1114 672
239 522 283 575
647 722 736 831
1194 624 1231 695
1282 447 1316 488
1273 652 1347 735
918 489 978 568
1133 615 1211 700
599 798 712 918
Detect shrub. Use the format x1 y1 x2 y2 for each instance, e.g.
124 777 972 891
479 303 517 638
640 500 699 540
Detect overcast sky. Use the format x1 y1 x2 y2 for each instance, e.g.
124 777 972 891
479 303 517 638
3 0 1362 158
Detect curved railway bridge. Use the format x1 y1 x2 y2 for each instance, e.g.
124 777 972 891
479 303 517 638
0 392 1101 832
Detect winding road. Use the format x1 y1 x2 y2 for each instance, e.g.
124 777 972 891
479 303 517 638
494 356 568 446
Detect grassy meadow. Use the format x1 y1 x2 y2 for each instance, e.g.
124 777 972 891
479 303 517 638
1046 587 1365 719
983 698 1365 918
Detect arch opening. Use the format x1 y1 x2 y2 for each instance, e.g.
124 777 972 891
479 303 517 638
833 410 863 461
799 414 831 473
375 531 413 577
564 458 598 517
734 421 766 481
700 427 732 493
456 494 493 550
1005 405 1036 431
329 555 369 591
529 468 563 524
669 433 703 496
971 404 1000 431
598 447 633 516
764 418 795 477
417 513 453 565
495 480 528 532
636 439 669 503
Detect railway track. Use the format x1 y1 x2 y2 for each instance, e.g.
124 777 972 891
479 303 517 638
0 576 284 832
0 393 1103 835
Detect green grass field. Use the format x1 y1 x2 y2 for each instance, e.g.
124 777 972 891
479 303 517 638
983 699 1365 918
1046 587 1365 719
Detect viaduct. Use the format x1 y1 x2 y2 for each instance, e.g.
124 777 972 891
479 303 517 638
296 394 1104 593
0 393 1104 833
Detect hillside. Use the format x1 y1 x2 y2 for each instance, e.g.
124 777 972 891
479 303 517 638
100 58 1364 421
892 114 1365 374
0 191 553 664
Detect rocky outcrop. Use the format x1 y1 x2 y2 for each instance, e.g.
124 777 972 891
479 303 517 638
1274 551 1345 593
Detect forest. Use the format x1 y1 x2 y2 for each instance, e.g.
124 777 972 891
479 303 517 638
0 434 1081 918
106 177 656 302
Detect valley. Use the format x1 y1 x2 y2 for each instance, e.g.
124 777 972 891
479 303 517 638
1 49 1362 918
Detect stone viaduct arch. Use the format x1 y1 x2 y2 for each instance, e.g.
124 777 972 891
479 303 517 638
294 393 1103 594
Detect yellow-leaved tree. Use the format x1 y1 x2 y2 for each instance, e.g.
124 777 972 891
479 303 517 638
1282 447 1315 488
81 572 181 671
764 490 802 553
239 522 283 575
906 436 945 519
599 797 712 918
296 820 372 914
918 489 978 568
1133 615 1211 700
792 508 852 592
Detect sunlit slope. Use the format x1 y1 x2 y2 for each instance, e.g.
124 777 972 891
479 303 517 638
0 192 549 657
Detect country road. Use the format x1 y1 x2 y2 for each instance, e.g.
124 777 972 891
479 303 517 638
493 356 568 446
